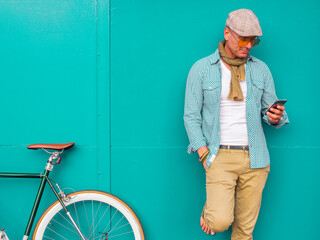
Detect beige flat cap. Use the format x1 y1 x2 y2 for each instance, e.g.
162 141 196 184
226 9 262 37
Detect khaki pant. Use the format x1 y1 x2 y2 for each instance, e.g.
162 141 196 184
203 148 270 240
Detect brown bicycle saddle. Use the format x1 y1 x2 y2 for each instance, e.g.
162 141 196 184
27 143 75 150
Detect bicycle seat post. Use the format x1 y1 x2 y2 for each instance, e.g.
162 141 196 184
43 149 63 172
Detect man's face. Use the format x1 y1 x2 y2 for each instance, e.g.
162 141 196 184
224 27 256 59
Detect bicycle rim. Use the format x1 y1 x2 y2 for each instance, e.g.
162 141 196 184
33 190 144 240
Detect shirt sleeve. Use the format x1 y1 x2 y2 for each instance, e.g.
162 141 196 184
183 60 207 154
261 65 289 128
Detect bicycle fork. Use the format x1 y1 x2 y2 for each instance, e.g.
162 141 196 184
45 176 86 240
66 212 86 240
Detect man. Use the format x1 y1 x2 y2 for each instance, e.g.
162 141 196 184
184 9 289 239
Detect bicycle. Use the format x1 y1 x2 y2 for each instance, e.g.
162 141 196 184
0 143 145 240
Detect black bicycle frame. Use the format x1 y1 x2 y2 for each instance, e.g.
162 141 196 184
0 169 68 237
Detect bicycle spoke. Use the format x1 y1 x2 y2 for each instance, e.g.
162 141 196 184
50 218 78 234
107 215 125 234
98 230 134 239
90 222 133 240
101 209 119 234
87 201 104 239
57 211 74 227
83 200 91 234
91 235 105 240
89 204 111 238
46 226 69 239
53 212 84 238
73 202 81 234
43 236 55 240
92 200 95 239
108 230 134 238
107 222 130 234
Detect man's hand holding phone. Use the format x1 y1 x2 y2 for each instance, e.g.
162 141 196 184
266 99 287 125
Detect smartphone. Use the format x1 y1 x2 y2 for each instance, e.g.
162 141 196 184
267 99 287 113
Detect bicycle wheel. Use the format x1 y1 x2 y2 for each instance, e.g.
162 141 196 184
33 190 144 240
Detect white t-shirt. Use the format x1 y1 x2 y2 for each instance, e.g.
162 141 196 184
219 60 248 145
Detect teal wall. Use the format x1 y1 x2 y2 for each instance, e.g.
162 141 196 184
0 0 319 239
0 0 110 238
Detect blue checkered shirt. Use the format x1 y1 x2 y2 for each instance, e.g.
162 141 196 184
184 49 289 169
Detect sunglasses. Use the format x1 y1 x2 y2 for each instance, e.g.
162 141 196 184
228 28 260 47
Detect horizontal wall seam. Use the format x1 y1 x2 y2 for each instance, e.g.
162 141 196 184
110 146 320 149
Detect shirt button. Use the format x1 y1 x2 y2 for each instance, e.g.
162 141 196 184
218 132 220 135
215 147 217 150
209 87 212 89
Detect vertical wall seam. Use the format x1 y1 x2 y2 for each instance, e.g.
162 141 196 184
96 0 111 192
109 0 112 194
95 0 99 188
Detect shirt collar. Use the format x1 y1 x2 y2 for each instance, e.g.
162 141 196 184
209 49 256 65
